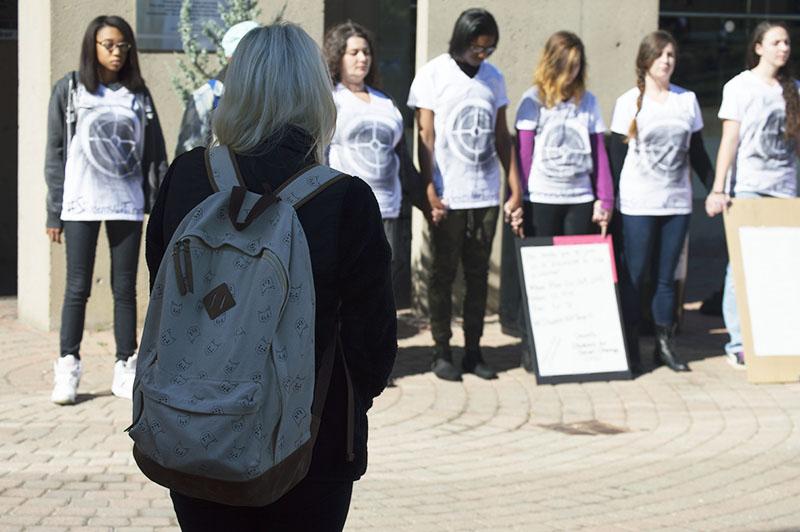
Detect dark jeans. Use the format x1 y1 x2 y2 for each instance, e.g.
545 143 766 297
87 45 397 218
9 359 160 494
620 214 690 328
60 220 142 361
383 217 410 307
170 479 353 532
429 206 499 347
524 201 594 237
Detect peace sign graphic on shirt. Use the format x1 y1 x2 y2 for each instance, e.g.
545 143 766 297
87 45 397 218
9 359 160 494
445 98 495 166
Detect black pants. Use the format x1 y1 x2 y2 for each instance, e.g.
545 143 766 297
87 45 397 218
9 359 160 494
382 217 410 307
170 479 353 532
524 201 595 237
428 207 499 347
60 220 142 361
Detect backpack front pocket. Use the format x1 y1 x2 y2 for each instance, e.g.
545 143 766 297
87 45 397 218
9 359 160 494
130 367 282 482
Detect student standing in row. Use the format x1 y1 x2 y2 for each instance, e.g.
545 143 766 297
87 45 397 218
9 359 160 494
706 21 800 368
323 21 423 302
408 8 523 382
609 30 714 374
515 31 613 239
45 15 167 404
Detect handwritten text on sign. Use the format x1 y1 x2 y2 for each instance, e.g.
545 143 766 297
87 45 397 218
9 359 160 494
520 243 628 377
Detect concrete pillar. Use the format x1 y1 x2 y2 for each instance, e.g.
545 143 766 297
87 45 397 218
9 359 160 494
18 0 324 331
410 0 658 316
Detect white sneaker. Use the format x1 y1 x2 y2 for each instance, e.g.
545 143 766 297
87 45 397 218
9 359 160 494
112 354 137 400
51 355 82 405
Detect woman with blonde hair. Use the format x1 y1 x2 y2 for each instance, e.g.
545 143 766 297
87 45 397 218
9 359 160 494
609 30 714 374
145 22 397 530
515 30 613 239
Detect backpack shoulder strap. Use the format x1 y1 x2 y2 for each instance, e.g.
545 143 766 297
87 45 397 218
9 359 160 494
205 145 245 192
275 164 347 209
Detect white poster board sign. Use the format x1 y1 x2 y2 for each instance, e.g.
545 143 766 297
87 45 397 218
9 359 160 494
515 236 630 384
723 198 800 383
739 226 800 356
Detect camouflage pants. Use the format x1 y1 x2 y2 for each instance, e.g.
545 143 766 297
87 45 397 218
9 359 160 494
428 206 499 348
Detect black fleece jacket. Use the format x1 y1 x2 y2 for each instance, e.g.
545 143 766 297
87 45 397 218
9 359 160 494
44 71 168 228
145 127 398 481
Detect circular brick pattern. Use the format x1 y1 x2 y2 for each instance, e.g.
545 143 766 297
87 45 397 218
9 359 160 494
1 298 799 530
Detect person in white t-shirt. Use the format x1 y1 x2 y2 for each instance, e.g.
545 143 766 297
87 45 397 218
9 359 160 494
515 31 613 239
705 21 800 369
323 21 425 303
44 15 168 404
609 30 714 374
407 8 523 382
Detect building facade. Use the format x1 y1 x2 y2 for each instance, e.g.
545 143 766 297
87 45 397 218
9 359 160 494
24 0 766 330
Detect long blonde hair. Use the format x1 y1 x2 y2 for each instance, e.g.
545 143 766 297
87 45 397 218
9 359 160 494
213 22 336 161
533 31 586 108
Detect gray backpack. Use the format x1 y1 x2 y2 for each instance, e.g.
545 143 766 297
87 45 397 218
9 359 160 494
129 145 344 506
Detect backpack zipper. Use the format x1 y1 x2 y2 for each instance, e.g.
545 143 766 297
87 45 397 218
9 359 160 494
172 240 194 296
261 250 289 316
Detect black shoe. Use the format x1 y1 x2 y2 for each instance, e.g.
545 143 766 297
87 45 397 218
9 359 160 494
520 344 535 374
463 348 498 380
629 360 645 376
654 324 690 372
470 362 498 380
431 358 462 381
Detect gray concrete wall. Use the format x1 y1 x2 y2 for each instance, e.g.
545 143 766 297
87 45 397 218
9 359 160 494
410 0 659 315
18 0 324 331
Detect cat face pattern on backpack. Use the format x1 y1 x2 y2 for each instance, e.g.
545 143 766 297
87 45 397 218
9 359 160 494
129 150 343 503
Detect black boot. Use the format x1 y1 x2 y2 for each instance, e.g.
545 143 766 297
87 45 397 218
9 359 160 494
431 344 462 381
624 323 644 375
654 324 690 372
463 346 497 380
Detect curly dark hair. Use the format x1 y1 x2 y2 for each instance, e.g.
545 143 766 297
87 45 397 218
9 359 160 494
746 21 800 140
322 21 381 88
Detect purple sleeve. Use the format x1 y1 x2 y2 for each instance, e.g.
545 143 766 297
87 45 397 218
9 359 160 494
590 133 614 211
516 129 535 192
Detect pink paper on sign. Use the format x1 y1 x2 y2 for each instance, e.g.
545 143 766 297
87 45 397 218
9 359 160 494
552 234 618 283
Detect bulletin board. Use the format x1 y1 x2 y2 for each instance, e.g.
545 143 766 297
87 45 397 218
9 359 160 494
515 234 631 385
723 198 800 383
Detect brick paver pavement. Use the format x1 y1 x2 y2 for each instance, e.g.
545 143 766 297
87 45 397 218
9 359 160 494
1 295 799 531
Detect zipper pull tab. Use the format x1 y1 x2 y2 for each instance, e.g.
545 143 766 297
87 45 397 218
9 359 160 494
182 240 194 294
172 242 187 296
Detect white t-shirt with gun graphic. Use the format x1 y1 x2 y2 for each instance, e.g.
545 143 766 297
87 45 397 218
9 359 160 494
407 53 509 210
718 70 799 198
61 83 146 221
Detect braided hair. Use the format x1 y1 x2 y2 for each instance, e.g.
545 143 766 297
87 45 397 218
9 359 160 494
746 21 800 140
625 30 677 143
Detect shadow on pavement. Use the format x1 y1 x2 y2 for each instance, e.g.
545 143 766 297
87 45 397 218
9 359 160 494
391 343 525 380
391 307 728 381
73 390 113 404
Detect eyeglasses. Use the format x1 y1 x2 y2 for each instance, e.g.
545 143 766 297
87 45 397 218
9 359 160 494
469 44 496 56
97 41 132 53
